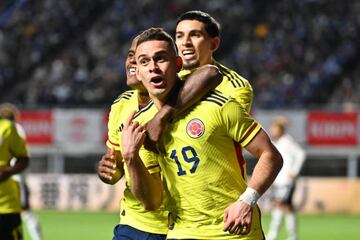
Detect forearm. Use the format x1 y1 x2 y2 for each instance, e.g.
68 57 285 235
124 153 163 210
248 150 283 195
0 157 29 181
176 64 221 112
158 64 222 120
10 156 29 175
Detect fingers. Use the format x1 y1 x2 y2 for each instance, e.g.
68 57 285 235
226 220 251 235
124 111 137 128
98 153 117 180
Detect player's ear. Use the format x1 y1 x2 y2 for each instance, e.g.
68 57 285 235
210 37 220 52
175 56 183 72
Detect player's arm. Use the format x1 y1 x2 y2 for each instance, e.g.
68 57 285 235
0 156 29 182
121 112 163 210
245 130 283 195
145 64 221 149
98 147 124 185
224 129 283 235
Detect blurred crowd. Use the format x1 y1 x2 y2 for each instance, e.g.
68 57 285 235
0 0 359 109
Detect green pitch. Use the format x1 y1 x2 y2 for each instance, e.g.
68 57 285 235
24 211 360 240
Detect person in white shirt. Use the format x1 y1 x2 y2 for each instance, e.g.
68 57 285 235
266 116 306 240
0 103 43 240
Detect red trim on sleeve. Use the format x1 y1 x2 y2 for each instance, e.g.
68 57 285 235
147 164 159 170
233 141 245 179
239 122 258 144
108 138 120 147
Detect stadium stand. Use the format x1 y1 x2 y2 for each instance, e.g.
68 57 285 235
0 0 359 109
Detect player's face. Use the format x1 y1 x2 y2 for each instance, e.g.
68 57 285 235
175 20 219 70
125 37 146 92
135 40 182 102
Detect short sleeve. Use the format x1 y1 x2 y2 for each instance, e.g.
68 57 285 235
228 84 253 113
220 99 261 147
139 147 161 174
106 104 121 151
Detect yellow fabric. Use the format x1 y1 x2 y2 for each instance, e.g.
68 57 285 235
0 119 28 213
106 90 168 234
179 60 253 113
135 92 263 239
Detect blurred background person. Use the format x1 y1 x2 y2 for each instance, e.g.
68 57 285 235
0 110 29 240
266 116 306 240
0 103 43 240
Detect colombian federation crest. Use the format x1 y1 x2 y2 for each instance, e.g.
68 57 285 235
186 118 205 138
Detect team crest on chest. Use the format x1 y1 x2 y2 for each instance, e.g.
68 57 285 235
186 118 205 138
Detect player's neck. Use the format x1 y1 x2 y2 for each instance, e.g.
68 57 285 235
138 92 150 109
152 78 182 110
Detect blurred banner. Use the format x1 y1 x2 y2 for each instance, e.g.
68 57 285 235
17 109 360 149
19 111 53 144
28 174 125 211
27 175 360 213
307 112 358 145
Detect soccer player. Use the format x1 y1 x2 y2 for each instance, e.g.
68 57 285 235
121 28 283 239
145 10 253 160
176 10 253 112
0 103 43 240
266 116 306 240
0 115 30 240
97 34 221 239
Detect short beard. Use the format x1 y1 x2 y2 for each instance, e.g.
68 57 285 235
182 60 200 70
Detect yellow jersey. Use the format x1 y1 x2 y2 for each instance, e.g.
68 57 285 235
135 91 265 239
179 60 253 113
0 118 28 213
106 90 168 234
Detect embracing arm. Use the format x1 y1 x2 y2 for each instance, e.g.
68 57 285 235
145 65 222 149
0 156 29 182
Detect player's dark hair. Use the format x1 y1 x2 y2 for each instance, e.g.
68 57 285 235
136 27 178 55
176 10 220 37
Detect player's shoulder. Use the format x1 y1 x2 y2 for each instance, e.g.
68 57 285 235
281 134 298 145
202 90 233 107
109 90 138 113
112 90 137 105
215 61 251 88
0 118 14 130
133 100 155 121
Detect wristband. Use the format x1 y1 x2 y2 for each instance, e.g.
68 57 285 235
238 187 260 206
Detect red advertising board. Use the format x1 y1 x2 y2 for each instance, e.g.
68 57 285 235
19 111 53 145
307 112 358 145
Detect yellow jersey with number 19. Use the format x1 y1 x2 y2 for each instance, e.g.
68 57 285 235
0 118 28 213
136 91 265 239
106 90 168 235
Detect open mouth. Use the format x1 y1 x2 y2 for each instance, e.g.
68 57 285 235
128 66 136 76
150 76 164 87
182 49 196 59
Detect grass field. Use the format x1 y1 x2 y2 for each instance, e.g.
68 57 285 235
24 211 360 240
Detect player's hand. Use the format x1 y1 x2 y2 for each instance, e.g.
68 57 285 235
121 111 146 160
98 148 121 184
144 112 168 154
223 200 253 235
